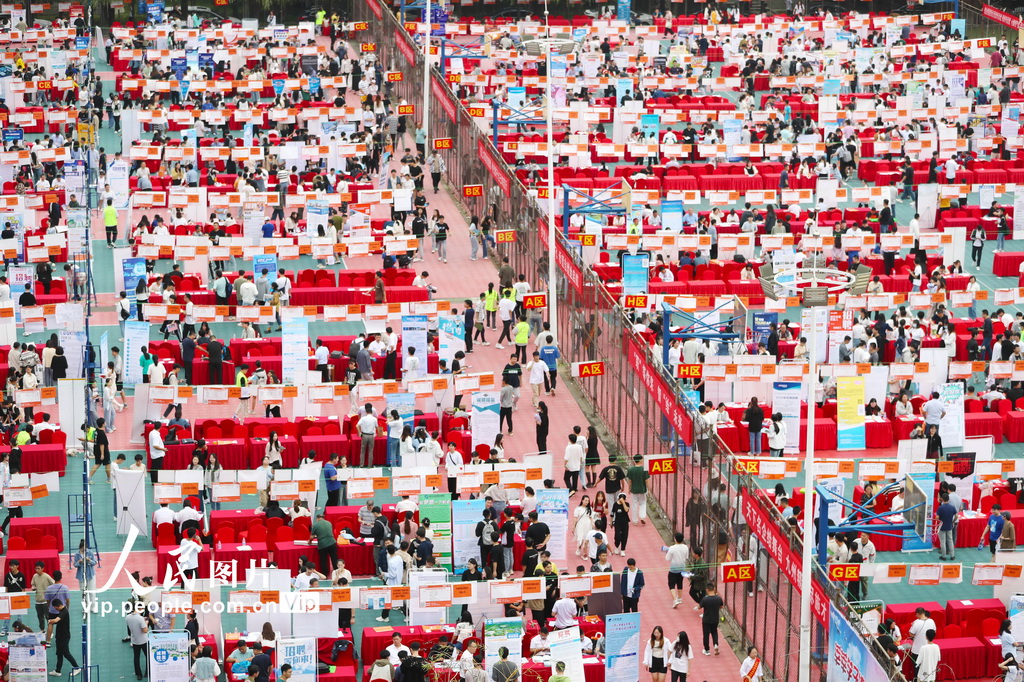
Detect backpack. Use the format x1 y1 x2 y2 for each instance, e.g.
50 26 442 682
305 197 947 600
480 519 497 545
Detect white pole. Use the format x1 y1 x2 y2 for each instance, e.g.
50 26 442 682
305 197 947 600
421 0 431 161
545 40 557 341
798 308 817 682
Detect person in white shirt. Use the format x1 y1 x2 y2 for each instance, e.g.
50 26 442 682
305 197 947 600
147 426 167 484
174 500 201 525
667 635 694 680
526 352 547 407
665 533 690 608
739 647 764 682
402 346 421 384
152 503 176 527
384 632 411 665
395 495 418 515
909 608 938 661
563 434 584 494
551 595 581 629
916 629 940 682
529 626 551 654
292 562 325 590
857 532 876 563
521 487 538 516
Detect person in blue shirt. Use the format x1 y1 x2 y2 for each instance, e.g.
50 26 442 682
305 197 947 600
935 493 957 561
986 504 1005 559
323 453 341 507
261 221 276 239
538 337 560 396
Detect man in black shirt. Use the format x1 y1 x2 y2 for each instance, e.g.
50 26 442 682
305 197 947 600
428 636 455 663
46 599 79 675
502 356 522 398
206 335 224 385
399 642 430 682
698 584 725 656
500 508 517 576
524 512 550 551
3 560 24 592
521 537 540 578
249 643 272 682
488 532 505 579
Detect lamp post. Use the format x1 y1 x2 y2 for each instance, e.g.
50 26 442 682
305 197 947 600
761 263 870 682
421 0 431 164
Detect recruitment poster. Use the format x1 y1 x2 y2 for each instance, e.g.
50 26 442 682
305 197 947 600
836 376 866 450
452 498 485 572
471 390 501 451
282 317 310 385
605 613 641 682
278 637 317 682
827 603 886 682
148 631 191 682
536 488 570 563
939 382 965 448
549 625 585 681
401 315 430 382
771 381 802 454
419 493 453 569
483 617 524 670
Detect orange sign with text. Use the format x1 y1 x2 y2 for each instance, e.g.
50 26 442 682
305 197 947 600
722 562 755 583
495 230 517 243
623 294 649 308
523 294 547 309
463 185 483 198
828 564 861 582
433 138 453 150
572 361 605 378
360 43 377 52
646 456 676 475
677 364 702 379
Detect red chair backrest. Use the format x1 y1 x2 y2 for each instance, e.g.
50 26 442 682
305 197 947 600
940 624 961 639
40 535 57 550
276 526 294 544
206 426 223 438
323 422 341 436
157 524 177 547
7 537 25 551
293 517 311 536
215 527 235 544
980 495 996 515
999 493 1017 511
24 528 43 548
248 525 268 543
982 618 1001 637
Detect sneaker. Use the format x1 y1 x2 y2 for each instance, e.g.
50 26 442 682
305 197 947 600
70 670 81 678
702 650 710 656
50 673 62 677
939 555 946 561
375 616 388 622
495 344 504 349
672 599 681 608
715 648 720 656
482 342 490 346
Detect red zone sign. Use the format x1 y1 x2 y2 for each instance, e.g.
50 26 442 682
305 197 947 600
431 76 458 123
395 30 416 66
742 488 829 626
477 138 510 197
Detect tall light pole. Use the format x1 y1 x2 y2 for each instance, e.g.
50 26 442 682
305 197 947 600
421 0 431 161
762 263 870 682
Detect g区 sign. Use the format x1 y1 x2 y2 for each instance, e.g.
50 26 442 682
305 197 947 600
828 564 861 582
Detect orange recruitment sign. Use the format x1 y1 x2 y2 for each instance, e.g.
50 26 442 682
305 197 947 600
677 364 702 379
462 184 483 198
571 361 604 378
495 230 517 243
721 562 755 583
645 455 676 475
433 138 453 150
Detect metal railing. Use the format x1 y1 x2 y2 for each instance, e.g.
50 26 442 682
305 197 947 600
351 4 907 680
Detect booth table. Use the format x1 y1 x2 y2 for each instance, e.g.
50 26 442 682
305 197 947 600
165 438 249 469
884 602 945 635
212 541 270 578
156 543 211 581
3 549 60 577
864 418 894 448
272 540 376 577
300 434 354 462
190 359 236 386
8 516 65 552
945 598 1006 628
1006 412 1024 442
935 637 990 680
964 413 1004 443
954 512 990 548
360 625 451 665
892 416 924 441
521 616 605 656
325 504 401 531
992 252 1024 277
799 419 837 451
249 435 300 468
0 444 67 475
210 509 266 537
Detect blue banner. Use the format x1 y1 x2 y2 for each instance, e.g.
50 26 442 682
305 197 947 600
401 315 429 381
272 79 286 96
170 57 186 80
616 0 631 22
640 113 660 141
828 603 887 682
751 312 777 345
621 253 649 295
2 128 23 141
615 77 633 102
198 52 215 70
309 76 321 93
122 320 151 387
122 257 148 318
661 199 684 232
605 613 641 682
536 488 570 563
252 254 277 281
186 48 199 71
902 469 935 552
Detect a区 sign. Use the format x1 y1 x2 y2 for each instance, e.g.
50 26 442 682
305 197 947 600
571 361 605 378
644 454 676 475
721 562 755 583
522 293 547 309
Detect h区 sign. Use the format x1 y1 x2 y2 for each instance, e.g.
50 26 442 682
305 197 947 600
571 361 604 378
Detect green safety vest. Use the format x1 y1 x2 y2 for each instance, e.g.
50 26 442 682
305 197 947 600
485 290 499 312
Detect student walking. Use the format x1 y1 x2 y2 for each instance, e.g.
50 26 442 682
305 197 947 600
698 584 724 656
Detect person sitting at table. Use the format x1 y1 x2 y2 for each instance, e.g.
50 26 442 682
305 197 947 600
367 650 395 681
257 622 279 653
263 500 287 523
292 562 325 590
455 639 482 677
385 632 411 666
287 501 310 524
894 393 914 417
428 635 455 663
908 423 926 440
225 639 255 676
395 495 418 516
864 399 882 417
530 625 551 655
152 503 176 528
174 500 202 527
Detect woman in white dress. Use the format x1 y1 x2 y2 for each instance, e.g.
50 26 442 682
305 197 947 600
574 495 595 557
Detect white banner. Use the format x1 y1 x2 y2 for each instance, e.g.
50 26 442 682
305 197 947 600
471 391 501 452
772 381 802 455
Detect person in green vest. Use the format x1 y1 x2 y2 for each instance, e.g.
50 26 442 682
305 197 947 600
484 283 499 331
626 454 650 525
234 364 251 420
513 315 530 363
315 9 326 27
103 198 118 247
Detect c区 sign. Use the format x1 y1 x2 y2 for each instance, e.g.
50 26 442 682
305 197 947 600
571 361 605 378
721 562 755 583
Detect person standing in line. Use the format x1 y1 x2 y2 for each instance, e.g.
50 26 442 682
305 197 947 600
357 403 381 468
698 584 723 656
935 492 956 561
743 398 765 455
46 599 80 676
490 646 519 682
915 631 940 682
908 607 937 675
125 607 149 681
620 558 644 613
626 454 650 525
610 494 630 556
563 434 584 494
666 532 690 608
